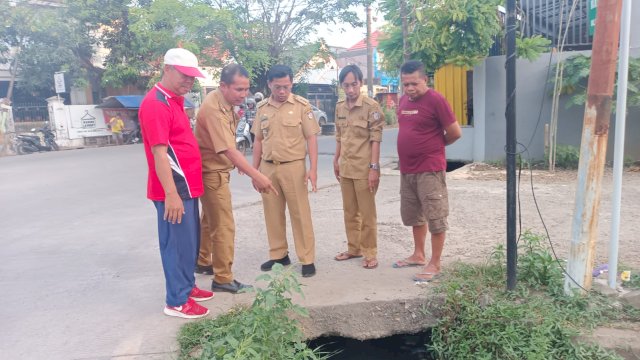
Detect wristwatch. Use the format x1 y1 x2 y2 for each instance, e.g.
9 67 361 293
369 163 380 171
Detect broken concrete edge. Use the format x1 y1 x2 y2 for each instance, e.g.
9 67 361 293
296 294 446 341
578 323 640 360
592 278 640 309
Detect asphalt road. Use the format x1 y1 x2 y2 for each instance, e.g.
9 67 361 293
0 129 399 359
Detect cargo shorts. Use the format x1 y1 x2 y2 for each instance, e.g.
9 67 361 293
400 171 449 234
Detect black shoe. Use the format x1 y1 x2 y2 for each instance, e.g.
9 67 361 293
195 264 214 275
211 279 253 294
301 263 316 278
260 254 291 271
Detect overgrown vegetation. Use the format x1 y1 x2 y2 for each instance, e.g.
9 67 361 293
177 264 328 360
383 107 397 126
427 231 640 360
546 144 581 169
555 54 640 110
516 35 552 62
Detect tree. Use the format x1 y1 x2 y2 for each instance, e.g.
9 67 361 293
0 1 112 101
208 0 362 92
556 54 640 110
379 0 502 73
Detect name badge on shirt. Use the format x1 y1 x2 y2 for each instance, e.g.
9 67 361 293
401 110 419 115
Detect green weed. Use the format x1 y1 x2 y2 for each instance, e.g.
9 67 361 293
427 231 639 360
177 264 328 360
383 108 397 126
547 145 581 169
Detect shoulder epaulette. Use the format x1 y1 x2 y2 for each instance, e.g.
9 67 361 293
257 99 269 108
293 94 310 105
363 96 377 105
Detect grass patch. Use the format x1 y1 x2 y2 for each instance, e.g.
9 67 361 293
427 231 640 360
177 264 329 360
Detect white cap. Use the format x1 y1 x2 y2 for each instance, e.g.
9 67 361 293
163 48 205 78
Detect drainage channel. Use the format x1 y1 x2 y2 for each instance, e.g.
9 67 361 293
308 330 433 359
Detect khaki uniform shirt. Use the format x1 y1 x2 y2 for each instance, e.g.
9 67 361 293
252 94 320 162
195 89 239 173
335 95 384 179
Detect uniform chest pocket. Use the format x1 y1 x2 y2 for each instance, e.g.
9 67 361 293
350 118 369 138
281 116 302 139
282 117 301 127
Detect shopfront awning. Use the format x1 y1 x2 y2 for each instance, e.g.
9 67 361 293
96 95 195 109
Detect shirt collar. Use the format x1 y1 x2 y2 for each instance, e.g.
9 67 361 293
155 83 177 99
342 94 364 110
267 94 296 107
214 89 233 112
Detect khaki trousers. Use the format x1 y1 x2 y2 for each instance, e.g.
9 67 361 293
198 171 235 284
340 177 378 259
260 159 315 264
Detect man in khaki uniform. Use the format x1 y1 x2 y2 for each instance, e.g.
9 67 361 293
196 64 277 293
333 65 385 269
251 64 320 277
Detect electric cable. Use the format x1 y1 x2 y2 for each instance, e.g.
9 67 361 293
504 140 588 292
502 0 590 293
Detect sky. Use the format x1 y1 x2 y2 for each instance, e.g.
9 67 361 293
313 4 387 49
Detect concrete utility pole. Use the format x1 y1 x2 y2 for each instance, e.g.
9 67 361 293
565 0 623 294
608 0 632 289
398 0 409 95
400 0 409 62
366 3 374 97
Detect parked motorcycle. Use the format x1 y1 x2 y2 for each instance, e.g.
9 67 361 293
16 126 59 155
235 117 253 154
122 128 141 144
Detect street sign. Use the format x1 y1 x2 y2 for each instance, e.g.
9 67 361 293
54 72 66 94
589 0 598 36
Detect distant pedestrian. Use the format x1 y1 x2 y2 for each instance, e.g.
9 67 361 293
108 113 125 145
195 63 277 293
251 65 320 278
333 64 385 269
393 60 461 282
139 48 214 319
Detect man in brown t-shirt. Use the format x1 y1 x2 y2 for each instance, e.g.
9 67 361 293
195 64 277 293
251 65 320 278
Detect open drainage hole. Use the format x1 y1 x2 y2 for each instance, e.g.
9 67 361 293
307 330 433 360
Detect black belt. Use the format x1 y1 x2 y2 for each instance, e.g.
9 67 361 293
264 159 296 165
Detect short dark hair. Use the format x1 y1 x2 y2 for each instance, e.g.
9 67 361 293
220 63 249 85
339 64 363 84
267 65 293 82
400 60 425 75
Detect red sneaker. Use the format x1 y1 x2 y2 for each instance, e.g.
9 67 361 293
164 298 209 319
189 285 214 302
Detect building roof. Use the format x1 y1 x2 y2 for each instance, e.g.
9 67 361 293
347 30 383 50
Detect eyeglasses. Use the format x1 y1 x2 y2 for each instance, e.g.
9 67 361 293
272 85 291 92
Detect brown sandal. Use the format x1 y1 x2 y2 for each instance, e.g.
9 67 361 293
363 258 378 269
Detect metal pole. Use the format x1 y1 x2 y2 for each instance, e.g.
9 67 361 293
608 0 631 289
366 4 373 97
505 0 517 291
565 0 622 295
